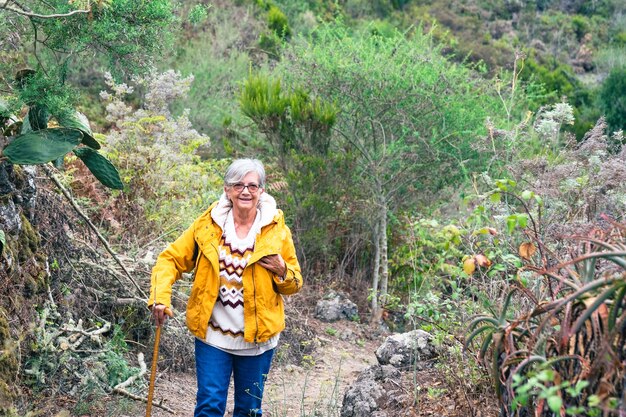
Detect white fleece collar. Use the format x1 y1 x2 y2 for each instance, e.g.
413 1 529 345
210 191 278 230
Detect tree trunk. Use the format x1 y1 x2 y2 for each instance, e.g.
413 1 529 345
379 206 389 306
371 219 381 322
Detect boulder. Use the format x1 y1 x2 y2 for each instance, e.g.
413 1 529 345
340 365 401 417
314 291 358 322
375 329 436 369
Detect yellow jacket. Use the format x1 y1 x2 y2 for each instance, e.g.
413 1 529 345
148 193 303 343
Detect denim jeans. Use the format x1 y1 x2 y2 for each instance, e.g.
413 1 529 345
194 338 274 417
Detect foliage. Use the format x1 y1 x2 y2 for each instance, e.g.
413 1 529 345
460 126 626 414
239 73 337 157
96 70 224 240
188 4 210 25
239 72 345 269
0 0 177 115
0 96 123 189
466 219 626 416
268 5 292 39
265 21 512 315
162 2 263 143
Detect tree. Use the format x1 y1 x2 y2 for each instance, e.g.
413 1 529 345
274 22 507 320
0 0 177 187
1 0 176 111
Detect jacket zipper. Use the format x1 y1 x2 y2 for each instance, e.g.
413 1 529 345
252 263 260 346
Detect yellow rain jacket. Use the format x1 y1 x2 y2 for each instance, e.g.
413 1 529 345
148 193 303 343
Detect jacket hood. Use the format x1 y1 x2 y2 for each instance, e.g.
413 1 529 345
210 191 278 230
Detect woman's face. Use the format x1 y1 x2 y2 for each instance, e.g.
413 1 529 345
225 171 263 214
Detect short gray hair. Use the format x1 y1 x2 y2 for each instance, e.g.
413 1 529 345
224 159 266 187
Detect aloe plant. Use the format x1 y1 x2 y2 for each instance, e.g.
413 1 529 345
466 225 626 416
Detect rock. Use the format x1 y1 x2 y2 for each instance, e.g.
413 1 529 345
0 162 16 196
0 199 21 234
314 291 359 322
375 329 436 369
340 364 401 417
340 365 401 417
18 166 38 219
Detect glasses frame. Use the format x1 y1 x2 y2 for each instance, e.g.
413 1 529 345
230 182 261 193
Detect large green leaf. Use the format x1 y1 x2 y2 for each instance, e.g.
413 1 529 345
73 147 123 190
3 128 82 165
57 110 101 150
28 105 50 131
0 229 5 254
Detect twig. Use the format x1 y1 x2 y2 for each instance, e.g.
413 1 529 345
113 387 177 414
41 164 148 299
78 259 146 302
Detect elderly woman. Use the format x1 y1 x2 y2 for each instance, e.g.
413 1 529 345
148 158 303 417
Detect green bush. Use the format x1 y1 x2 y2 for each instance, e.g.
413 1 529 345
268 5 292 38
599 66 626 133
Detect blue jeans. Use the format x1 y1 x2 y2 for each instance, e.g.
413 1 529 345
194 339 274 417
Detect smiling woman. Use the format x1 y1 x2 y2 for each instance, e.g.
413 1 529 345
148 158 303 417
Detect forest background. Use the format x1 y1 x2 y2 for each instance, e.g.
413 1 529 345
1 0 625 416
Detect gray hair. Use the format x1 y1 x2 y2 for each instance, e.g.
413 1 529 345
224 158 266 187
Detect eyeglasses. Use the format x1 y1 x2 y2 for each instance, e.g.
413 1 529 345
230 182 260 193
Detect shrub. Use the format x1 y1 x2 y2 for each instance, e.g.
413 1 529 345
95 70 224 240
599 66 626 133
268 5 292 38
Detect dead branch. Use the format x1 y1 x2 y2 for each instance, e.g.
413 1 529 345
42 164 148 300
114 352 147 391
113 386 177 414
1 0 90 19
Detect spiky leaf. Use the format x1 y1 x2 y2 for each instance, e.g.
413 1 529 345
57 110 101 150
3 128 82 164
0 229 5 254
73 147 123 190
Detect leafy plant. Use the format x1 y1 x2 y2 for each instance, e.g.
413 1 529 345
465 214 626 415
1 89 123 189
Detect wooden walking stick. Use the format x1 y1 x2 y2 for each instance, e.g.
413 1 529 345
146 306 173 417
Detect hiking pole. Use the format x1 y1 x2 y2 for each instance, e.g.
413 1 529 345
146 306 173 417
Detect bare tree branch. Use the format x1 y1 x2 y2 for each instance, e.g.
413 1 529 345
1 0 90 19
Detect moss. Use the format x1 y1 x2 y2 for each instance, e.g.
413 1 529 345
19 213 40 254
0 313 17 410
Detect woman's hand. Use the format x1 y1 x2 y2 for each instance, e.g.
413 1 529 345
150 303 173 327
257 254 287 279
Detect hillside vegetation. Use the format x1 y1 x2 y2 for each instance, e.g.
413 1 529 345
0 0 625 416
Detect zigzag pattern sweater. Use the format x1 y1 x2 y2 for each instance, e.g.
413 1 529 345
204 210 279 355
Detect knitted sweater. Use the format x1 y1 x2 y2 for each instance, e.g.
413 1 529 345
204 209 279 354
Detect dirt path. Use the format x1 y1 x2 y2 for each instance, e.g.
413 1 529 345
143 319 379 417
